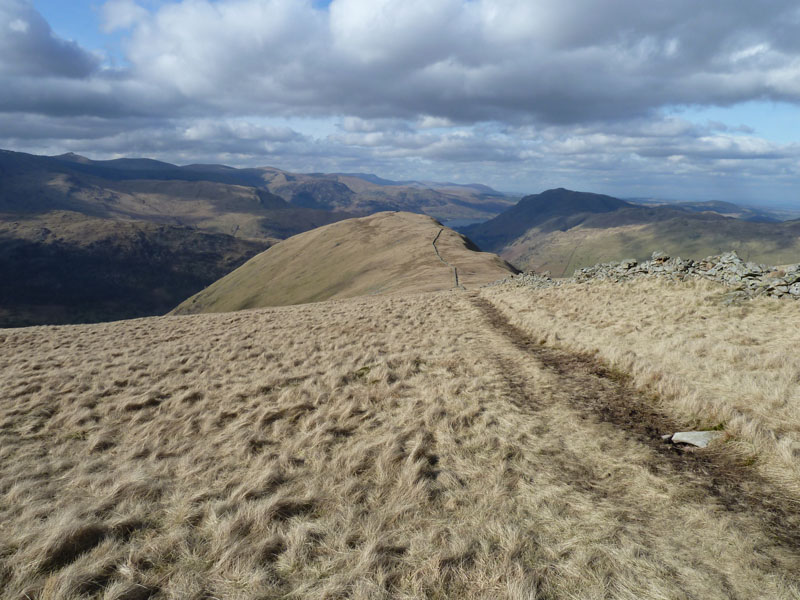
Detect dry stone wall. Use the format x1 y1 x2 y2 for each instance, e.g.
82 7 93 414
490 250 800 301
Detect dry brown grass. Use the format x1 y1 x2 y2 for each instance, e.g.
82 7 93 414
483 277 800 496
2 288 799 599
173 211 516 315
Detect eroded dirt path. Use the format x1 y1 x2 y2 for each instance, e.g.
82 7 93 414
465 290 800 571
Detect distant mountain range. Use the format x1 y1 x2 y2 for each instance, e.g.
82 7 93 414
626 198 787 223
462 188 800 276
1 150 511 227
5 147 800 327
0 149 512 326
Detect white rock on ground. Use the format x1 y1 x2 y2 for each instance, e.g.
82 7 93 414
671 431 725 448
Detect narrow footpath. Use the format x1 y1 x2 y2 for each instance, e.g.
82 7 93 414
463 289 800 573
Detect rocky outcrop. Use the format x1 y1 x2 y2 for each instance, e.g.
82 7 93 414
490 250 800 301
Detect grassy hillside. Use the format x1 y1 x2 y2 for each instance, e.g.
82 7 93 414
463 188 800 275
505 213 800 276
2 284 799 598
173 211 517 314
0 211 268 327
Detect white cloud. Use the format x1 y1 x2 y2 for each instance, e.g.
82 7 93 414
0 0 98 77
3 0 800 202
8 17 28 32
100 0 148 33
8 0 800 122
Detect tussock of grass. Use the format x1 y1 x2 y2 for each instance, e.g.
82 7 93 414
1 290 799 598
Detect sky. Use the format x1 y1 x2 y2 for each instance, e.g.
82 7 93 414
2 0 800 206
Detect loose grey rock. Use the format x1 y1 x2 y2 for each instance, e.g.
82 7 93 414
671 431 724 448
488 246 800 305
486 248 800 303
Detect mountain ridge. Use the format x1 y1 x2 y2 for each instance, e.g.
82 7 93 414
462 188 800 275
4 149 514 224
173 211 518 315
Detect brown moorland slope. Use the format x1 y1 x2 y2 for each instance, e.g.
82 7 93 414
2 285 800 598
502 215 800 276
173 211 517 314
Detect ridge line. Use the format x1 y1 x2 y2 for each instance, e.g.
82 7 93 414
432 228 465 290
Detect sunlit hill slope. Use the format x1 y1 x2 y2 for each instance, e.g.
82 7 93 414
173 211 518 314
462 188 800 275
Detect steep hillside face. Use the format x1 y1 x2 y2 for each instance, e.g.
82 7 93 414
0 211 268 327
173 211 517 314
269 179 356 210
462 188 800 275
461 188 630 251
502 212 800 276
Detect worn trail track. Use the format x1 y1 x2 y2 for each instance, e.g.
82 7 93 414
467 291 800 558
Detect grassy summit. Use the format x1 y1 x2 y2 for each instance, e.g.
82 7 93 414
173 211 517 314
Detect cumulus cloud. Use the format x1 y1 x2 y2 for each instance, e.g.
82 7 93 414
2 0 800 201
7 0 800 122
0 0 98 77
100 0 148 33
104 0 800 123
